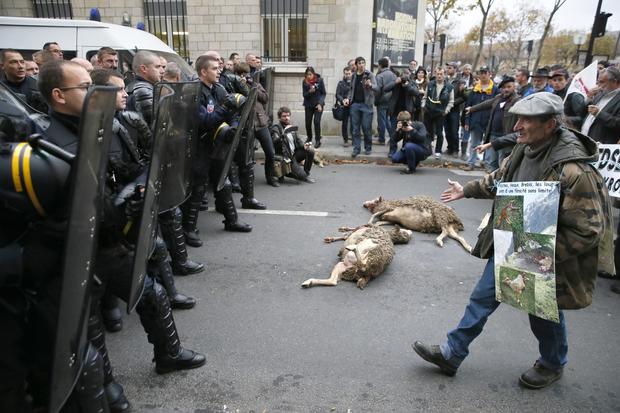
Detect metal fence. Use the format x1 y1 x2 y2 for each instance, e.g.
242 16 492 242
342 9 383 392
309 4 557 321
143 0 189 60
260 0 307 63
32 0 73 19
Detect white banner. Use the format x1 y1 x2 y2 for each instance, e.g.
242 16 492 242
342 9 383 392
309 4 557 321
594 144 620 198
565 60 598 101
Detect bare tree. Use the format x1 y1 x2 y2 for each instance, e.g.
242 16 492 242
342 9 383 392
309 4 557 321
471 0 497 71
426 0 464 70
499 4 546 68
465 10 509 70
533 0 568 70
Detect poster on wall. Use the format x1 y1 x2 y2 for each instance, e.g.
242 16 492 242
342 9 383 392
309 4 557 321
373 0 418 67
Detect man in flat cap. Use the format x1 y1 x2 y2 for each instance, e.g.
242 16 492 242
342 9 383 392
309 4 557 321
412 92 613 389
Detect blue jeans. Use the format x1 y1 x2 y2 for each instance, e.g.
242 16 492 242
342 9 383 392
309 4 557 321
350 102 373 153
376 106 393 143
466 128 484 166
441 258 568 372
391 142 427 171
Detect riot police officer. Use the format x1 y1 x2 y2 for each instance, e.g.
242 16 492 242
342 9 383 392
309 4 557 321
39 60 206 411
126 50 204 276
184 54 252 236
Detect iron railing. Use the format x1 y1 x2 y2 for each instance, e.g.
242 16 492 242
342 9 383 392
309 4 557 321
143 0 189 60
260 0 307 63
32 0 73 18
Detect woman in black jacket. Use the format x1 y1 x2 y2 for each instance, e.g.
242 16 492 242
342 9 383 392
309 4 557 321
302 66 326 148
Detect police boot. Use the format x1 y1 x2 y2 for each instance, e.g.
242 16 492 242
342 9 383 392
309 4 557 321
229 163 242 193
181 185 206 248
101 292 123 333
150 239 196 310
74 343 112 413
137 281 206 375
159 208 204 276
215 185 252 232
239 166 266 210
88 314 130 413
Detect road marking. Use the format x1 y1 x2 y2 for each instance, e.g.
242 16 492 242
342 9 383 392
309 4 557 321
450 169 486 177
207 209 330 217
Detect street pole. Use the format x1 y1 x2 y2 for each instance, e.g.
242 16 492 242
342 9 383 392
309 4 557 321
585 0 603 66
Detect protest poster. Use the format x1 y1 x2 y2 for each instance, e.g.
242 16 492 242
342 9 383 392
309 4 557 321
493 181 561 323
594 144 620 198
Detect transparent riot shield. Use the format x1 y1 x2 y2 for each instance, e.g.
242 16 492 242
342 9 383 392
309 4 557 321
153 81 201 212
125 81 200 313
263 67 275 122
49 86 116 413
216 86 257 191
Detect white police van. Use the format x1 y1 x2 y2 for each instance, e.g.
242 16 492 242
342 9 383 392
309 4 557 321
0 16 195 77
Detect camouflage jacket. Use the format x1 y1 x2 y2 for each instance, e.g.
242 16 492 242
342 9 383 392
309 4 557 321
463 127 614 309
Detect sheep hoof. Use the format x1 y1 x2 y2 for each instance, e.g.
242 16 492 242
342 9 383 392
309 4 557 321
324 237 334 243
301 280 312 288
436 240 444 247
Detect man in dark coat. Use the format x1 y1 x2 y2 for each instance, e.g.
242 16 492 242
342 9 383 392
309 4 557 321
581 67 620 144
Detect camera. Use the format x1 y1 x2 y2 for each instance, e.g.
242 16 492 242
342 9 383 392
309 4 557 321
401 120 409 128
361 70 371 82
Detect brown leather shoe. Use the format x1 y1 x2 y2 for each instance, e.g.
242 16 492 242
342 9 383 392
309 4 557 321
519 361 563 389
412 341 457 376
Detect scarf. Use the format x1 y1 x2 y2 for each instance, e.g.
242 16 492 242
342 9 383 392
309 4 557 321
473 79 495 95
305 73 318 87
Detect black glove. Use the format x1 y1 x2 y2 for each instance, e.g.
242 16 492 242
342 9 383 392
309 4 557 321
223 93 247 112
224 126 237 143
123 185 145 220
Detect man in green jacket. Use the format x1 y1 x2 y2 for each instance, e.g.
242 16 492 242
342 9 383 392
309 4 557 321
412 92 614 389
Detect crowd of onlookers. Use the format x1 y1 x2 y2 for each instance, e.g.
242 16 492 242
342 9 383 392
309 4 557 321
325 56 620 175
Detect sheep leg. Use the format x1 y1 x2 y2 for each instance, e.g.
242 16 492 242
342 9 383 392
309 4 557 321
338 226 359 232
368 211 383 225
446 225 473 253
435 228 448 247
374 220 392 226
301 251 357 288
324 235 348 243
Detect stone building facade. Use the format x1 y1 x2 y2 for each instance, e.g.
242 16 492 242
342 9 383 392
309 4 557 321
1 0 425 133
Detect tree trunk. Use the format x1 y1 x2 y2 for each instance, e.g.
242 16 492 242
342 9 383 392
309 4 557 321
533 0 566 70
472 10 488 70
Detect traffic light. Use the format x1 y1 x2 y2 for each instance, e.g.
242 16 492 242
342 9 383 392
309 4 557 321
594 12 613 38
439 34 446 50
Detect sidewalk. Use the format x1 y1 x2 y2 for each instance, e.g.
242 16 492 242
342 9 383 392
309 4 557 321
255 135 472 169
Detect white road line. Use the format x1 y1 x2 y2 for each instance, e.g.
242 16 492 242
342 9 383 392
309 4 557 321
450 169 486 177
207 209 330 217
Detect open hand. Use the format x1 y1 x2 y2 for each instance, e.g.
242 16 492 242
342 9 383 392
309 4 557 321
440 179 464 203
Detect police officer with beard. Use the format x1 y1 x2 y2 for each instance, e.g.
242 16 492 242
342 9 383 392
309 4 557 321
38 60 206 412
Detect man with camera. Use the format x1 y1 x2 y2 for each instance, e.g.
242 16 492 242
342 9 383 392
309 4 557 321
270 106 316 183
346 56 378 157
390 111 429 174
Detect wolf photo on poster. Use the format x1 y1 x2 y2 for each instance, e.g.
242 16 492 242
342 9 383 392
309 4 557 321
493 181 561 323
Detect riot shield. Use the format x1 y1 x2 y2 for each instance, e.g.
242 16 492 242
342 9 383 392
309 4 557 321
243 107 256 166
49 86 116 413
263 67 275 122
125 81 200 312
216 86 257 191
154 81 201 212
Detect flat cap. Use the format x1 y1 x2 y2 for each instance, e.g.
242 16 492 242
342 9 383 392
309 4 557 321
508 92 564 116
446 61 459 68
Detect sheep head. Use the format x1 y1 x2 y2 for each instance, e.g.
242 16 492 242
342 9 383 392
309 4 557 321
363 196 383 212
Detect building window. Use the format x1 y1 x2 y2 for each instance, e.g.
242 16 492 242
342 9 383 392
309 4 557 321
260 0 307 63
32 0 73 18
143 0 189 60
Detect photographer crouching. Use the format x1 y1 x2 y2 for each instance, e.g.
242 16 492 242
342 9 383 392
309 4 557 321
390 111 430 174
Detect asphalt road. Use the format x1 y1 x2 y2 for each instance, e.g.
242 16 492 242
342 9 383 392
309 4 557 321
107 161 620 413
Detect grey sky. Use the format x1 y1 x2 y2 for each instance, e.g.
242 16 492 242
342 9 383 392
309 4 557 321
447 0 620 39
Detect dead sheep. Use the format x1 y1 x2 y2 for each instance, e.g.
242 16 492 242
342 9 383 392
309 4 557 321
363 196 472 253
301 225 412 290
